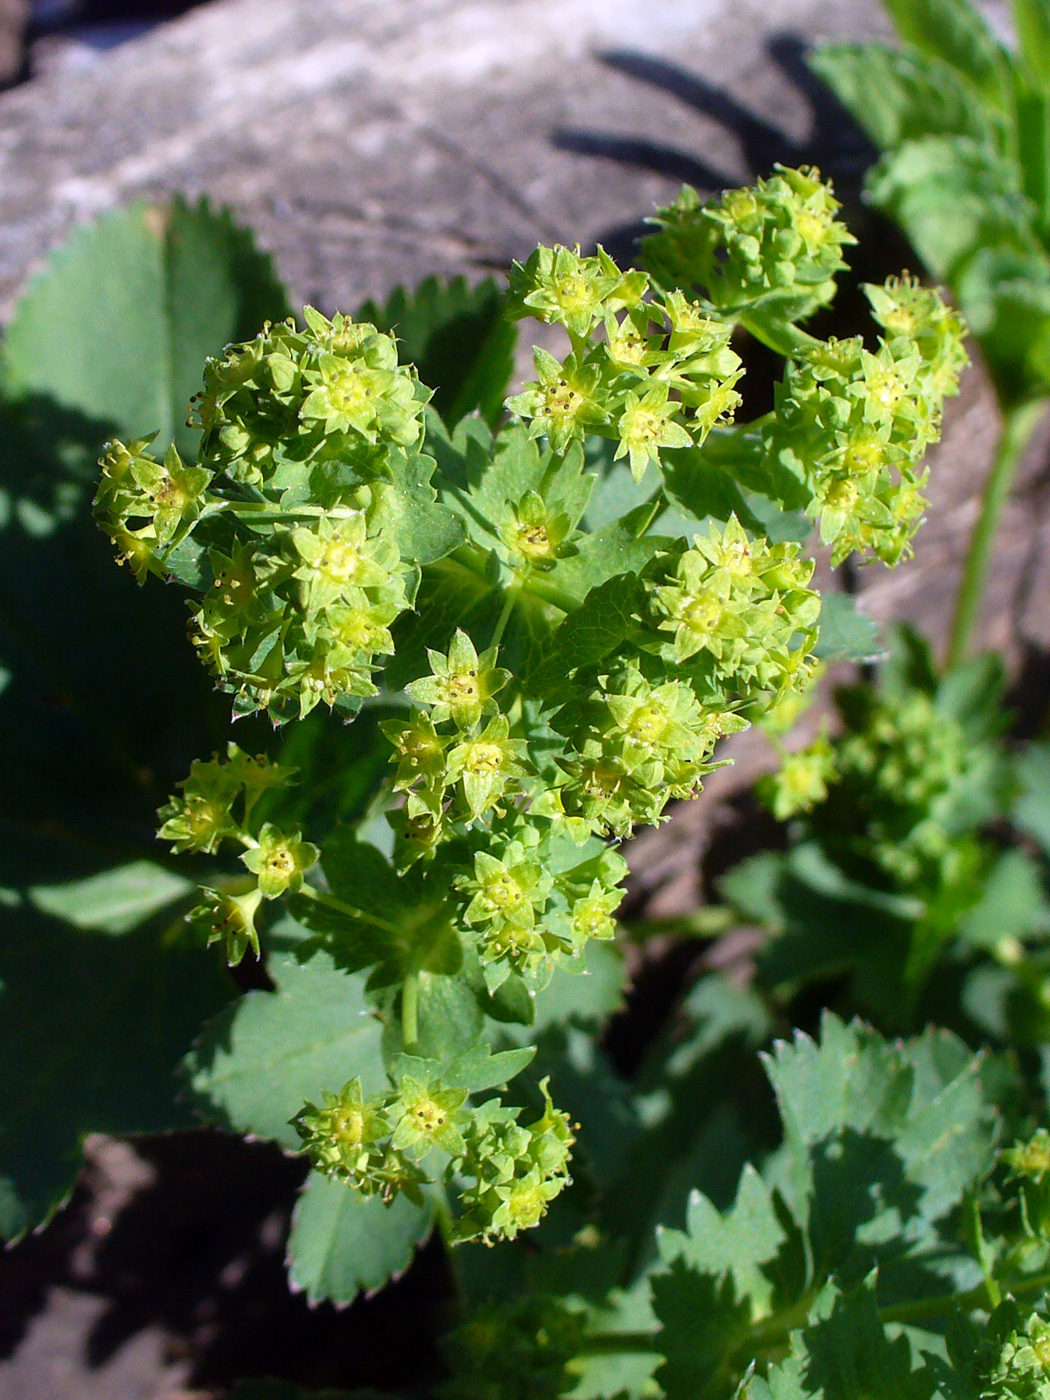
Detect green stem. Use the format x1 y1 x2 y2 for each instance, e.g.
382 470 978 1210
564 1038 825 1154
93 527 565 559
205 502 360 523
739 310 820 361
947 398 1047 670
490 587 519 650
880 1268 1050 1328
519 575 579 613
401 970 420 1052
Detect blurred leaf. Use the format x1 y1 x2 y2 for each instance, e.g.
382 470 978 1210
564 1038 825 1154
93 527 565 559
867 135 1038 282
811 43 1003 149
287 1169 434 1305
883 0 1010 109
361 275 517 429
814 594 883 663
1014 0 1050 90
959 848 1050 949
1014 741 1050 855
28 859 192 935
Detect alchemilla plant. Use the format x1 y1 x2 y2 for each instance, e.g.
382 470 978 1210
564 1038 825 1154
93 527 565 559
93 163 963 1249
83 160 1050 1399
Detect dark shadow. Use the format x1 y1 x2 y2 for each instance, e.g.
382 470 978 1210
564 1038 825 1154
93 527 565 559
1 1131 453 1392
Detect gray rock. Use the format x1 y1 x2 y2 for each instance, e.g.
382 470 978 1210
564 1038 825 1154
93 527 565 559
0 0 886 318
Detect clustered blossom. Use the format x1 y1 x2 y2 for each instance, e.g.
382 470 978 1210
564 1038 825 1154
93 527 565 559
761 277 967 565
95 309 428 721
384 628 630 988
127 166 958 1243
294 1067 574 1244
157 744 309 964
506 245 743 483
641 163 856 319
760 676 1004 896
977 1310 1050 1400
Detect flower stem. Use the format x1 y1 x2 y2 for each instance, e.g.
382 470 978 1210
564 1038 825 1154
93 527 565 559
947 398 1046 670
490 587 518 650
401 970 420 1052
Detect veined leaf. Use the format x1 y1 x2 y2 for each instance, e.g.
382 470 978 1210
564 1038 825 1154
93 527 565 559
184 952 386 1150
287 1169 434 1305
0 852 232 1240
360 275 516 429
0 197 288 461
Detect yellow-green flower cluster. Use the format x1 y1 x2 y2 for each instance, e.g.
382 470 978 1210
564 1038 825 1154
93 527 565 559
807 686 989 889
980 1312 1050 1400
384 630 527 837
554 664 743 839
506 245 743 482
649 516 821 697
94 309 428 721
448 822 628 985
192 509 409 720
294 1069 573 1243
194 306 428 483
757 735 836 821
763 278 967 565
641 164 856 319
95 436 212 582
157 744 314 964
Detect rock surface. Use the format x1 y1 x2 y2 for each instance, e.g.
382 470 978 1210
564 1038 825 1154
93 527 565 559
0 0 888 316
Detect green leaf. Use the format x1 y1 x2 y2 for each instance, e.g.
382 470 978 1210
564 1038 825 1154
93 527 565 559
184 952 386 1150
760 1282 935 1400
0 197 289 459
651 1264 752 1400
286 1169 433 1305
657 1167 788 1317
447 1044 537 1092
1014 741 1050 855
549 506 669 602
524 572 645 694
659 445 761 530
763 1013 996 1279
360 275 517 429
28 860 193 935
959 848 1050 949
811 42 1003 151
814 594 883 663
0 850 232 1239
867 135 1040 282
371 448 466 565
1015 80 1050 238
955 251 1050 400
883 0 1010 109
